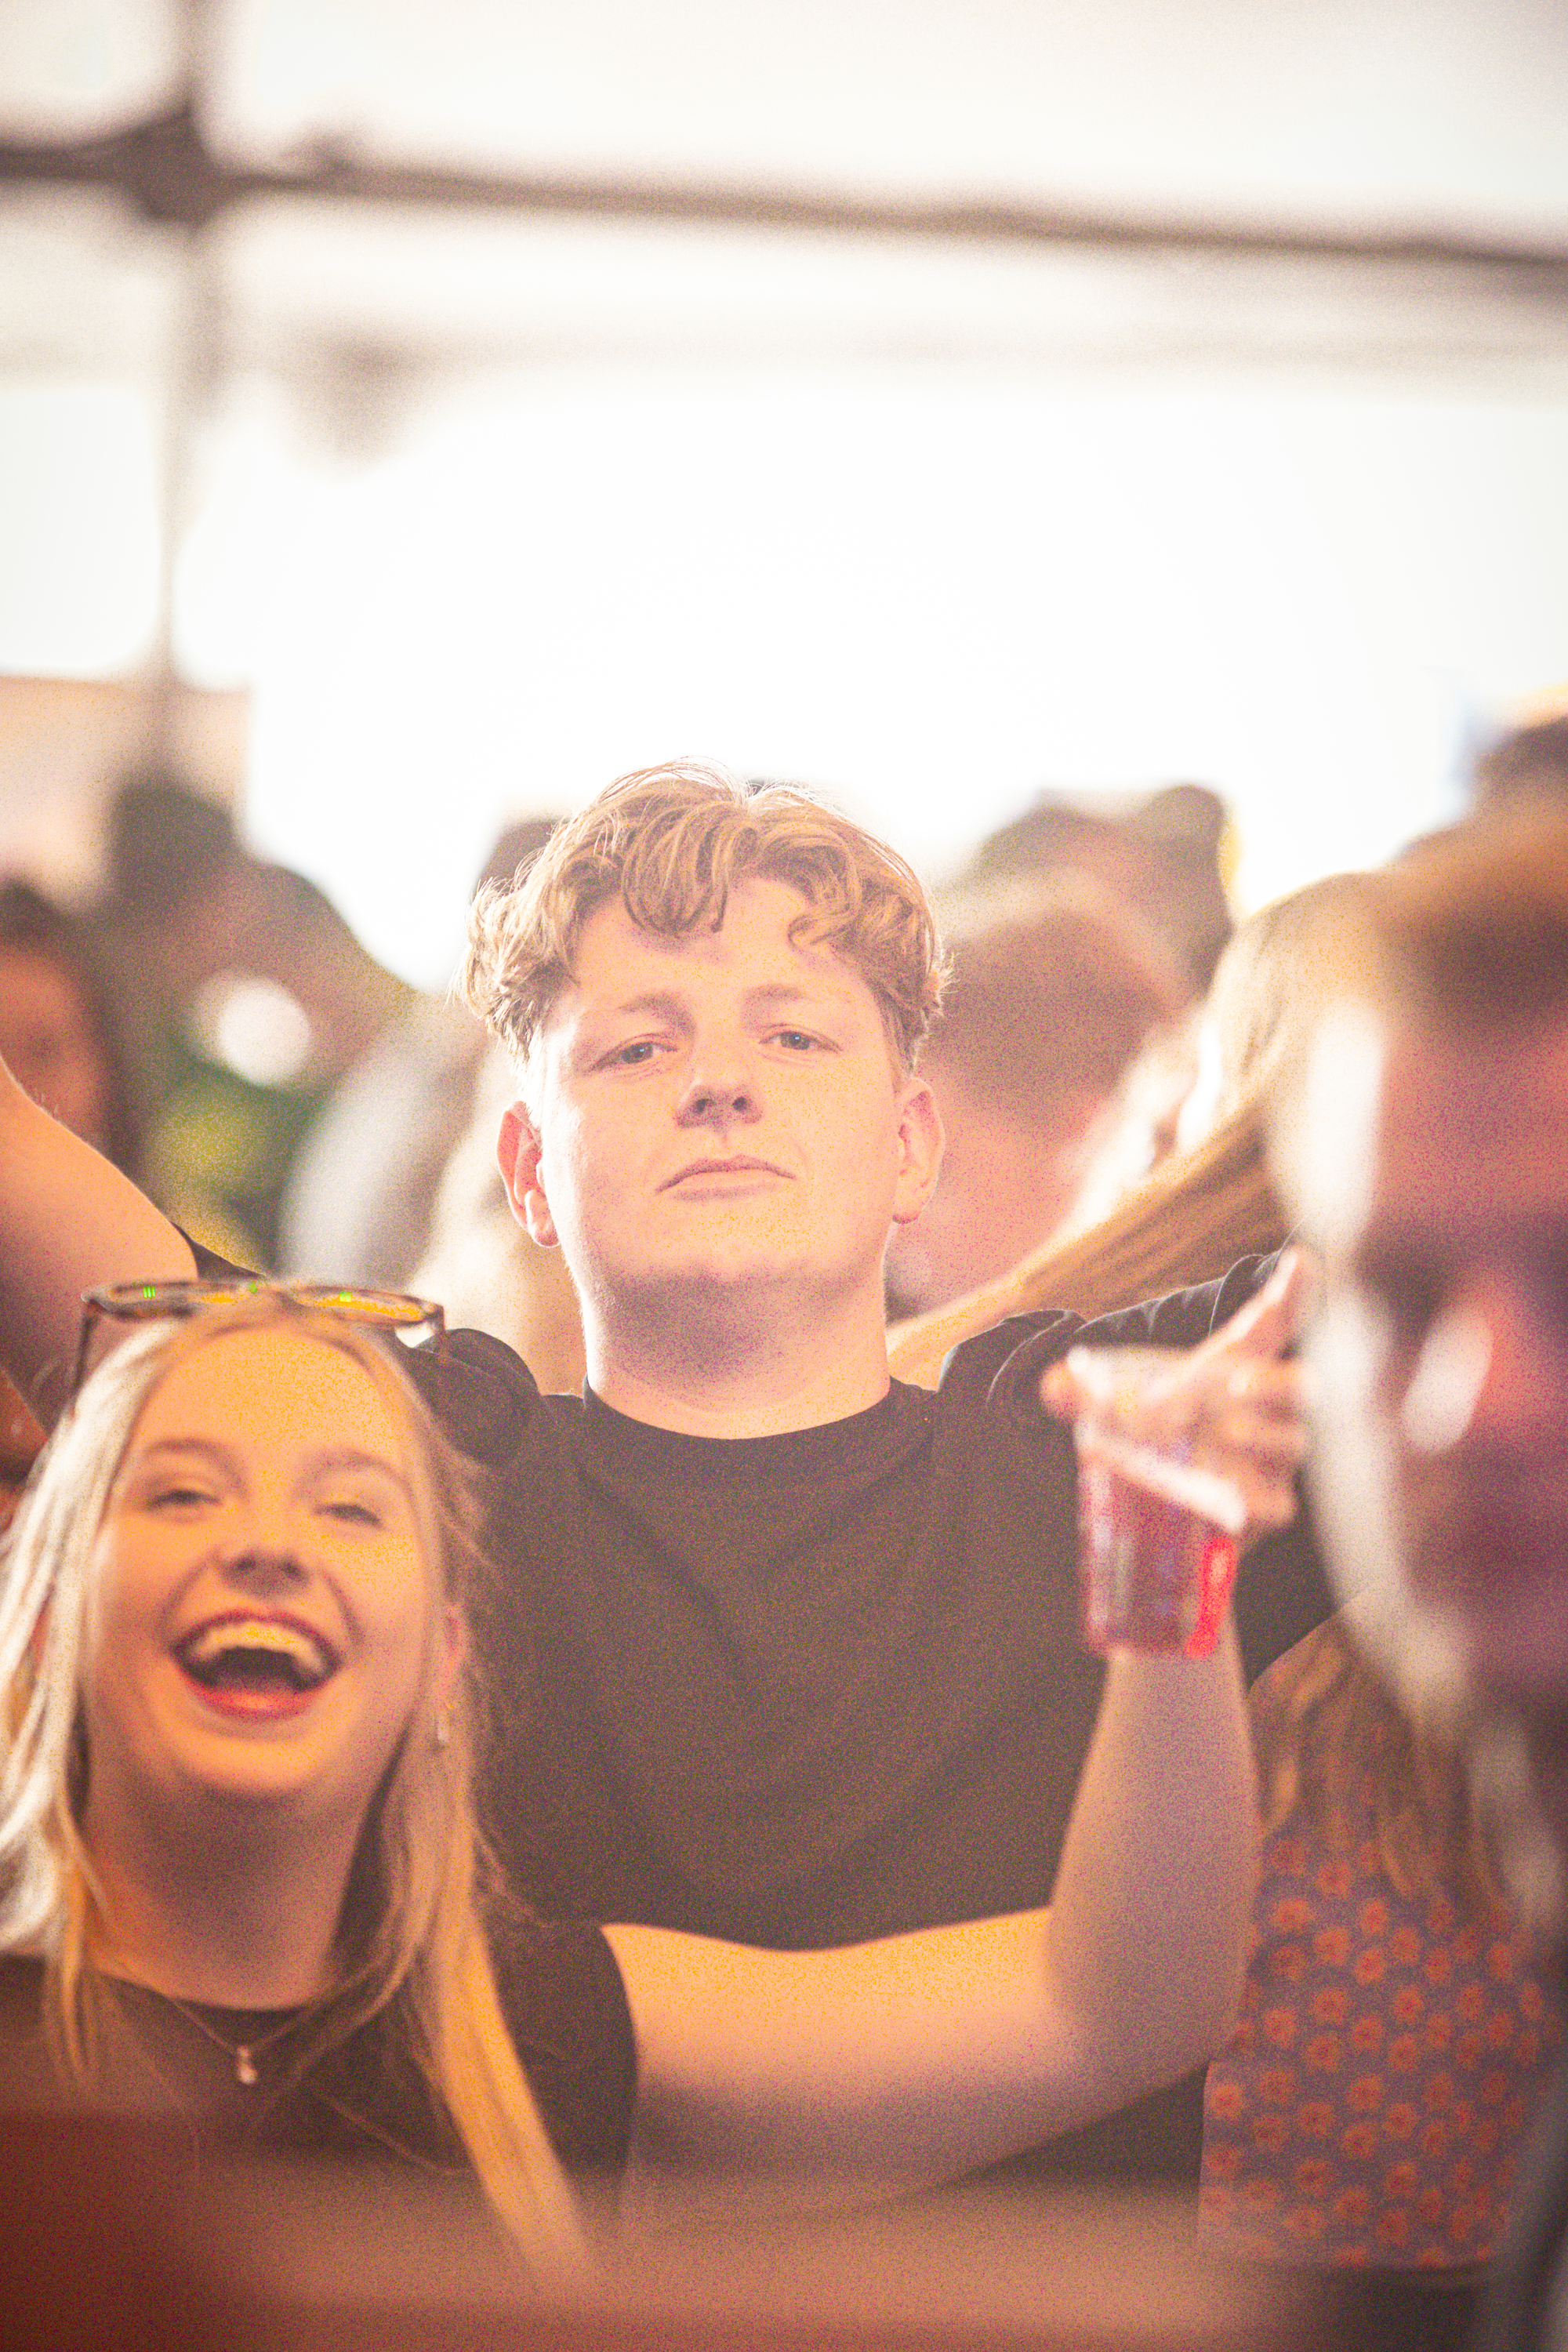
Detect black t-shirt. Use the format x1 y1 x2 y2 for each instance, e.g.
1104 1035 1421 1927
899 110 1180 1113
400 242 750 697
186 1241 1331 2180
0 1916 636 2181
426 1253 1322 1951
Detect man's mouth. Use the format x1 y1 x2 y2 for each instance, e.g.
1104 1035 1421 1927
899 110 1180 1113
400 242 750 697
173 1615 340 1715
660 1156 785 1190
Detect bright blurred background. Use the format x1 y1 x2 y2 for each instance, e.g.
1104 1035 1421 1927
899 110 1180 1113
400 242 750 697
2 0 1567 987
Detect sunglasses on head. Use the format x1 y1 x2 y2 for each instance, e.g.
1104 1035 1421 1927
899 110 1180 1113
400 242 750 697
71 1280 448 1401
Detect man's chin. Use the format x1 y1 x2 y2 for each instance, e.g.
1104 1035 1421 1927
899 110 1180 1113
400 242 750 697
619 1247 822 1321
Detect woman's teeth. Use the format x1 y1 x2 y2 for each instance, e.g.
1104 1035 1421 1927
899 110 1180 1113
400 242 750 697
176 1618 336 1692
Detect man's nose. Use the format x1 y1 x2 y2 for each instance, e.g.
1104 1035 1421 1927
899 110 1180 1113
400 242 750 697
674 1037 760 1127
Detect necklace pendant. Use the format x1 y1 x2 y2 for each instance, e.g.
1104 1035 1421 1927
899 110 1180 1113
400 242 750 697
234 2045 258 2086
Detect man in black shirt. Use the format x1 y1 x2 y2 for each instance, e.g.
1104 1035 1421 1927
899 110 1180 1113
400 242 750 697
0 763 1308 2174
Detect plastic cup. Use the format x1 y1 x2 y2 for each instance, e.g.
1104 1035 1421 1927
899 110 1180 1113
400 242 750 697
1069 1347 1245 1657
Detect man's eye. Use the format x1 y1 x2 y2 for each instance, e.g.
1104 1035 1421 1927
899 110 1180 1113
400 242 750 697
773 1030 817 1052
1369 1265 1443 1347
607 1040 657 1067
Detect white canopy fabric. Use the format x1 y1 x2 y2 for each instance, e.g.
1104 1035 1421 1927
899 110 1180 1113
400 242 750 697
2 1 1566 982
4 0 1567 237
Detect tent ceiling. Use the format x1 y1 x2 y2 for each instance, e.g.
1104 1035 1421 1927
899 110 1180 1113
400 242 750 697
2 0 1566 243
2 2 1567 394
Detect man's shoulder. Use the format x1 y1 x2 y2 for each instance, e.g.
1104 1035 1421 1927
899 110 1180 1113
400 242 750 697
933 1252 1285 1416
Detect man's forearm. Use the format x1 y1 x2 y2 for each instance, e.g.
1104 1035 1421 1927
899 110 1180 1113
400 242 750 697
1042 1629 1258 2101
0 1062 195 1423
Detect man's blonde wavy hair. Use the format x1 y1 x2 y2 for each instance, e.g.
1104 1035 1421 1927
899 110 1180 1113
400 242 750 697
0 1298 584 2280
463 763 947 1080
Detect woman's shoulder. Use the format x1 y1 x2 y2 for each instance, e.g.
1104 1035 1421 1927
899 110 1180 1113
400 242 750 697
0 1951 46 2020
487 1912 637 2179
0 1955 68 2107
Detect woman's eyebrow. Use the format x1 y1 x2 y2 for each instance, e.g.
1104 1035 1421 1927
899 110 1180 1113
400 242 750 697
306 1447 412 1494
127 1436 235 1473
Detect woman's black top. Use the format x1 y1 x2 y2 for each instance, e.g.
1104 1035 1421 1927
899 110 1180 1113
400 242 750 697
0 1914 637 2183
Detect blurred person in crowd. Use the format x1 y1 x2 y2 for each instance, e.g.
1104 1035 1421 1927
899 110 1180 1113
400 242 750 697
885 877 1375 2205
1263 807 1568 2352
0 881 141 1176
890 871 1373 1392
0 1287 1262 2267
1200 1609 1559 2350
93 771 446 1270
92 771 256 1134
1472 713 1568 815
883 878 1184 1323
0 762 1311 2208
0 880 143 1525
281 820 564 1294
90 772 319 1267
954 782 1234 993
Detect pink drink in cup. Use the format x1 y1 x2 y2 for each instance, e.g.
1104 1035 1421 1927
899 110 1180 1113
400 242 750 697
1069 1347 1246 1657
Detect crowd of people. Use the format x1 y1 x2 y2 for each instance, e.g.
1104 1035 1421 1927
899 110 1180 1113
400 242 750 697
1 717 1567 2348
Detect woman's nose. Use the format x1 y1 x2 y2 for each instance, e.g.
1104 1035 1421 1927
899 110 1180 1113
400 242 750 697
217 1534 308 1590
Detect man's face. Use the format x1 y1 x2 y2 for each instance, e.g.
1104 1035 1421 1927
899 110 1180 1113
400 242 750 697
498 877 941 1338
1344 1017 1568 1803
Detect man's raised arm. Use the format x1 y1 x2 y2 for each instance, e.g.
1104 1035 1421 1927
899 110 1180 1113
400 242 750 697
0 1056 195 1425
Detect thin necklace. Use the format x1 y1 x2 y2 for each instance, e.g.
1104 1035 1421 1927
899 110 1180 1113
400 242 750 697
158 1992 305 2087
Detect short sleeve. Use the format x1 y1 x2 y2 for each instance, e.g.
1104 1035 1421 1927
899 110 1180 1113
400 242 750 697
489 1916 638 2180
972 1251 1286 1424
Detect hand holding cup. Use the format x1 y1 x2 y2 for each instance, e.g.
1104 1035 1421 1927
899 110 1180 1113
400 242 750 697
1040 1250 1316 1655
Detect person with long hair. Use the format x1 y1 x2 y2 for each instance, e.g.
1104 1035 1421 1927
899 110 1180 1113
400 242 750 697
1200 1609 1560 2288
2 1286 1271 2279
887 871 1375 1389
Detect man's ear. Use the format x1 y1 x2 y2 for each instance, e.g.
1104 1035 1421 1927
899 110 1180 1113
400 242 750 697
890 1076 945 1228
496 1102 560 1249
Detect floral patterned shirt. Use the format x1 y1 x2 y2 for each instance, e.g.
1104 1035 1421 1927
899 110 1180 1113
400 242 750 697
1201 1815 1561 2268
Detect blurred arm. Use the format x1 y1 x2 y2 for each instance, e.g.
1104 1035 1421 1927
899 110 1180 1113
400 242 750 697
0 1057 194 1423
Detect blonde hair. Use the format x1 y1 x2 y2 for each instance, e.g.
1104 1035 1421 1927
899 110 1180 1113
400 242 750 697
1372 805 1568 1029
1202 870 1377 1123
0 1298 583 2276
887 873 1375 1384
1251 1614 1505 1917
463 761 947 1076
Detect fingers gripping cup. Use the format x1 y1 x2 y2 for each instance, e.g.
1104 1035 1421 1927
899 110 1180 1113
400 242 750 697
1070 1347 1247 1657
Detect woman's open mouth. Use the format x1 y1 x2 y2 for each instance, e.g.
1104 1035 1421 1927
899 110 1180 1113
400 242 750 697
173 1615 340 1718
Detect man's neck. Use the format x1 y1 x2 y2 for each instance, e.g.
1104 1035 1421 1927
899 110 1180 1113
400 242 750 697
587 1280 893 1439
